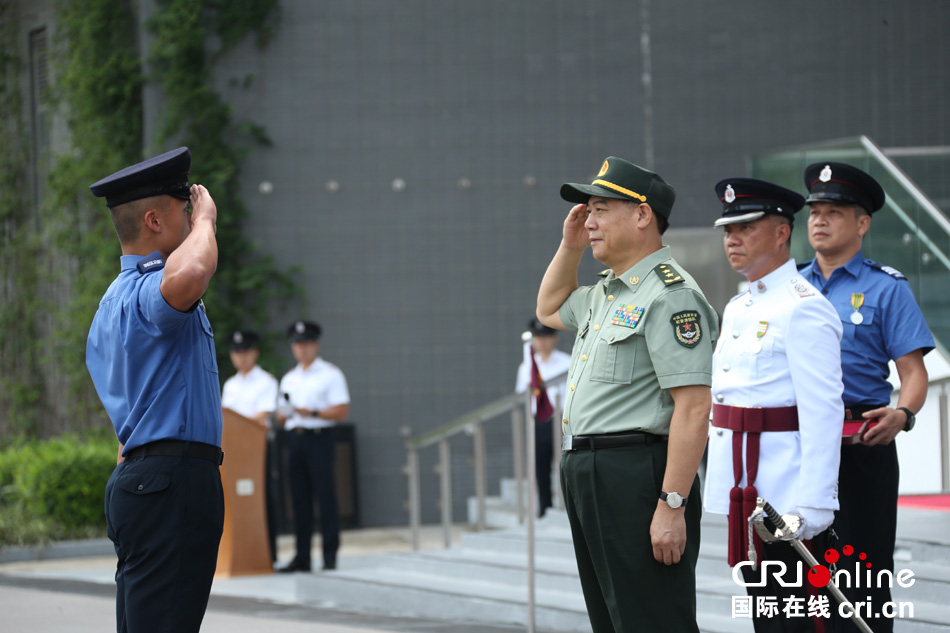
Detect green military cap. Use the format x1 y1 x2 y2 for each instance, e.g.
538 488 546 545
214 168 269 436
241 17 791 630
560 156 676 219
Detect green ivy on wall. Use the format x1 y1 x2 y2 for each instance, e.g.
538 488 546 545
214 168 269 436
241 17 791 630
0 0 44 436
0 0 297 439
148 0 297 375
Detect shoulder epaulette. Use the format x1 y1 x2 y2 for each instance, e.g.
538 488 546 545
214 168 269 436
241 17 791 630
654 263 685 286
136 251 166 274
865 260 907 281
598 269 611 278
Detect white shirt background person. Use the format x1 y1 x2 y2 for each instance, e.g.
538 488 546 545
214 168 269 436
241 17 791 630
279 357 350 429
515 340 571 416
221 330 279 424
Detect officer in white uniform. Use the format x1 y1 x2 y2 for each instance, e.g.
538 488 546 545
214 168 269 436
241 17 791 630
221 329 280 560
703 178 844 633
221 330 279 423
276 320 350 573
515 318 572 516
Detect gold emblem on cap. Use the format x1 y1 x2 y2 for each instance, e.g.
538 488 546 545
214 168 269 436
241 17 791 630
724 184 736 203
598 160 609 177
820 165 832 182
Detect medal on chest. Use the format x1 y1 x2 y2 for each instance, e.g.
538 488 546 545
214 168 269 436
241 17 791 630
750 321 767 353
850 293 865 324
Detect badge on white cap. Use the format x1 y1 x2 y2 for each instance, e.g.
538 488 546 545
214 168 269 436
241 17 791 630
724 184 736 203
819 165 832 182
295 321 305 334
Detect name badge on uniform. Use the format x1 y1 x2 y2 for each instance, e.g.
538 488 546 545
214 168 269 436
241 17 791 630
850 293 865 324
612 304 645 329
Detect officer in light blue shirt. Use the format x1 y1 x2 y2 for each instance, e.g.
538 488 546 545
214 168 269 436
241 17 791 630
86 147 224 633
798 162 934 633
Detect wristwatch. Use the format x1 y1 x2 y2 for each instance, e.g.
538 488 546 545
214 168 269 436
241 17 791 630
898 407 916 432
660 491 687 509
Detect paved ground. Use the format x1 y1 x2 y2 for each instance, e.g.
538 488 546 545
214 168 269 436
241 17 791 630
0 525 531 633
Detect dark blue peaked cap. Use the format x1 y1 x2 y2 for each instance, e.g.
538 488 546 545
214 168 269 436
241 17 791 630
713 177 805 227
804 162 886 213
89 147 192 208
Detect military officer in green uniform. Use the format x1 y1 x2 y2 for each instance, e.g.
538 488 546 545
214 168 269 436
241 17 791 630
536 156 717 633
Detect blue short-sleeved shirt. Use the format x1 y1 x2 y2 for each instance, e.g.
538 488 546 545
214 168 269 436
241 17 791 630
799 251 934 406
86 253 223 453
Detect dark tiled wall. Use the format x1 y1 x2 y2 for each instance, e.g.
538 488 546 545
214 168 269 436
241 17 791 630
210 0 950 525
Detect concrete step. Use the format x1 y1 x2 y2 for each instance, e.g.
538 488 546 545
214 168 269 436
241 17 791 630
318 492 950 633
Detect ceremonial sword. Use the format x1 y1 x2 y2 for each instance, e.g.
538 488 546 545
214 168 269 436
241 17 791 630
750 497 874 633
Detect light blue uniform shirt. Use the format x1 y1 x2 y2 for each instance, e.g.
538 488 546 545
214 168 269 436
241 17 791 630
86 253 223 452
799 251 934 406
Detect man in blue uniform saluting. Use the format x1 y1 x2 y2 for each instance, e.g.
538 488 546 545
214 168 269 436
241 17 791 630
798 162 934 633
86 147 225 633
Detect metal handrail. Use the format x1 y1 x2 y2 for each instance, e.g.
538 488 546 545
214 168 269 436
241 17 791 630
401 369 569 549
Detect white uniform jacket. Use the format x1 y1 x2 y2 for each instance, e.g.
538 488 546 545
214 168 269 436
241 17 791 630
704 259 844 517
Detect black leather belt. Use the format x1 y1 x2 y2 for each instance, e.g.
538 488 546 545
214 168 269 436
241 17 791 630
290 427 325 435
562 431 668 452
845 403 887 421
125 439 224 465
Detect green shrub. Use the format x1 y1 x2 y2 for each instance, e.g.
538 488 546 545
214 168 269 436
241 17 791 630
0 432 117 544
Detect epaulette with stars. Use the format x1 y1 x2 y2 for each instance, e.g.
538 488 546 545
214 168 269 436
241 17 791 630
654 263 685 286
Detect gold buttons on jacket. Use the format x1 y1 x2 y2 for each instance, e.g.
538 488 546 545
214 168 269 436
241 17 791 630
569 384 575 391
607 294 614 301
581 355 587 361
594 324 600 331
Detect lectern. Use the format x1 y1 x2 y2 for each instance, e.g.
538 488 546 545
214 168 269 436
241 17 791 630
215 408 272 577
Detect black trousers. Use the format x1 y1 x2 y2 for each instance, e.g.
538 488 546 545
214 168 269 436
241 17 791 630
560 441 702 633
286 427 339 567
832 441 900 633
535 417 553 516
740 531 836 633
104 455 224 633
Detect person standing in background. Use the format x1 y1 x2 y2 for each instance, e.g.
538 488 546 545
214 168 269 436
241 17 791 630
275 320 350 573
221 329 280 561
515 317 571 517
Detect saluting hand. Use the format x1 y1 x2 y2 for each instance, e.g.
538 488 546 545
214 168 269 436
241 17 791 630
650 503 687 565
561 204 591 251
189 184 218 233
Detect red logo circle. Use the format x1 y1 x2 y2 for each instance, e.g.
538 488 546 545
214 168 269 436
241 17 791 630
808 565 831 588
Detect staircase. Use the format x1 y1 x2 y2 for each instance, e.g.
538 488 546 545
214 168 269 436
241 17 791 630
295 480 950 633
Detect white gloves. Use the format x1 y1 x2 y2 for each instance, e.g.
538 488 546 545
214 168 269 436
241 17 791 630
796 506 835 540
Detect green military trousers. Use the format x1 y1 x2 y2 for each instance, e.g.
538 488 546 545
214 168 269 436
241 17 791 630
560 440 702 633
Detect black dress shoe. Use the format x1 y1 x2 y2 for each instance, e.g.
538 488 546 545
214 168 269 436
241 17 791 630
322 561 337 571
276 560 311 573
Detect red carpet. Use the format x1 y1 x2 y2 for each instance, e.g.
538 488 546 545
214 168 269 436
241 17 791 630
897 494 950 512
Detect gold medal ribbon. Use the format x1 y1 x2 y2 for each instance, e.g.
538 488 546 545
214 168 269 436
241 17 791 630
851 293 865 312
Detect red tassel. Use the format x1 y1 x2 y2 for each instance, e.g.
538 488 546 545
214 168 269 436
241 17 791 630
728 486 743 566
743 485 762 564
